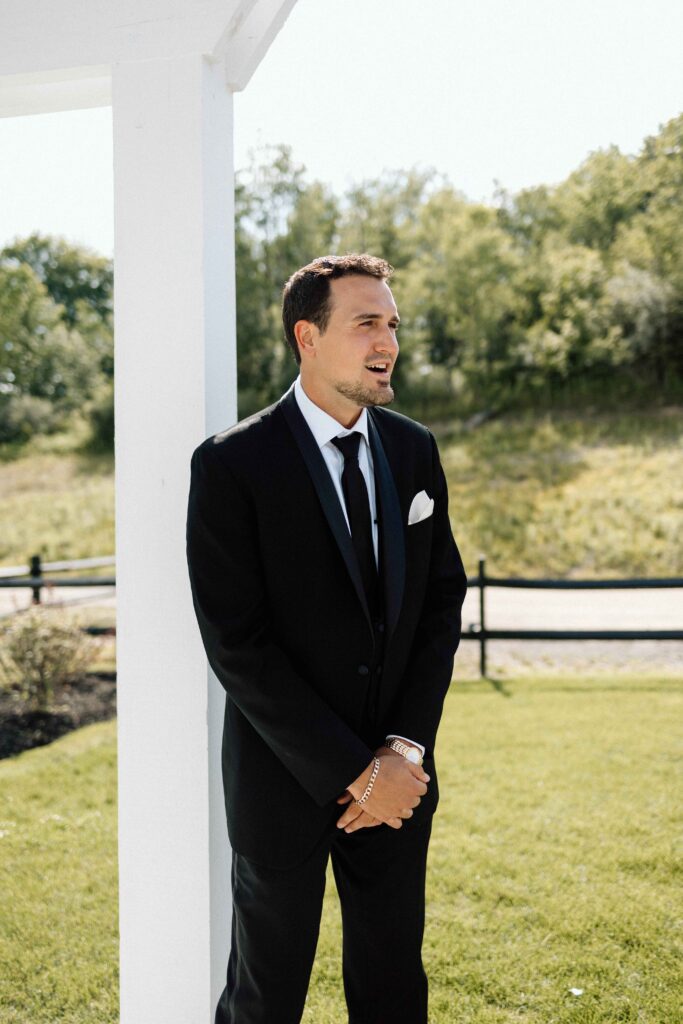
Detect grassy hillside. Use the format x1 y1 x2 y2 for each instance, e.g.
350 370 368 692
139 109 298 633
438 405 683 579
1 406 681 578
1 675 681 1023
0 424 114 570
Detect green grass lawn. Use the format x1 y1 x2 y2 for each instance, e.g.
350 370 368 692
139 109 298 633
1 674 681 1023
0 721 118 1024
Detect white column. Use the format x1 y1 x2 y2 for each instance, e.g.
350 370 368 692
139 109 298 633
112 51 235 1023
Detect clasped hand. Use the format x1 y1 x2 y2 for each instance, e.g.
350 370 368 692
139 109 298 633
336 746 430 834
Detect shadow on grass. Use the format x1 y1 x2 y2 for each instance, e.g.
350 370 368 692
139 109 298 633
453 673 683 696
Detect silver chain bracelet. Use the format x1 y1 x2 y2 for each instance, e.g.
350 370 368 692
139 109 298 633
355 757 380 806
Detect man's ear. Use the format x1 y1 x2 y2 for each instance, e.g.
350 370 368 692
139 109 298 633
294 319 316 362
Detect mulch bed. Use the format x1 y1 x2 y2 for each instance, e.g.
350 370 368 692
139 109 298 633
0 673 117 760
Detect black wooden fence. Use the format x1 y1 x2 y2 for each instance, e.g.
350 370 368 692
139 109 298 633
2 554 682 675
0 554 116 633
465 556 683 676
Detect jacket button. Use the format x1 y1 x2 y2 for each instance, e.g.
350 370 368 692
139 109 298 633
357 664 369 676
376 665 383 676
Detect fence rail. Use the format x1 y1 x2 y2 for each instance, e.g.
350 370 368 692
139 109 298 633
0 554 116 578
2 555 682 677
0 554 116 613
464 556 683 676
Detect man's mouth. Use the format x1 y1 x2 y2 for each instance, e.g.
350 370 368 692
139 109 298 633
365 361 391 376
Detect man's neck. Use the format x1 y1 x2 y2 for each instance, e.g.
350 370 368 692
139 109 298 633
298 375 362 430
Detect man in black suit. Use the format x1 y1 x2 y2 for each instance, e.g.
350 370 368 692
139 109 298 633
186 253 467 1024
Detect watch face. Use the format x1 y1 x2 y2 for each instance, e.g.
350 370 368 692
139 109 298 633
406 749 420 764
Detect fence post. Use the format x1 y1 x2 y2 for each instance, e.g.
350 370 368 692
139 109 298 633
478 555 487 678
30 554 42 605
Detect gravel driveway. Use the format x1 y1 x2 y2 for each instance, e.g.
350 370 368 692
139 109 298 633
457 585 683 677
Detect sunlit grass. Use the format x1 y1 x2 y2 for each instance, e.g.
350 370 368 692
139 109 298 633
0 720 118 1024
6 676 676 1022
304 673 683 1023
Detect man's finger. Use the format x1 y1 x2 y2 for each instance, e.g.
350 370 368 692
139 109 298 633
337 791 353 804
337 804 362 828
344 813 381 833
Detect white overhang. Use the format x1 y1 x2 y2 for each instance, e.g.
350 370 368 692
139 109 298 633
0 0 297 116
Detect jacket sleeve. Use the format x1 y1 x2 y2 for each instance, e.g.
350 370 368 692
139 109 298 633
384 431 468 758
186 442 375 807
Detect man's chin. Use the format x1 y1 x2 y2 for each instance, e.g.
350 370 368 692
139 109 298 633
370 385 395 407
334 381 395 408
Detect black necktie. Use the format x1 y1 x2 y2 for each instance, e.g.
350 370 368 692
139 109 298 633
332 432 379 614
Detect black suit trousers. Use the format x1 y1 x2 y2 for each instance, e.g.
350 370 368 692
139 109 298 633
215 815 433 1024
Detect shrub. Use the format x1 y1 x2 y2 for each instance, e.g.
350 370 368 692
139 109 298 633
0 393 59 443
0 606 101 712
83 379 114 452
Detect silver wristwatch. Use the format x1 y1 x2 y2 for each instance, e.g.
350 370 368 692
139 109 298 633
385 737 424 765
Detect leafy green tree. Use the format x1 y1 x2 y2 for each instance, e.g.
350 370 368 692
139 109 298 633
610 114 683 380
515 242 626 383
0 262 100 410
0 263 104 443
2 233 113 325
633 113 683 289
1 233 113 380
605 263 673 383
497 122 683 396
399 188 522 402
235 146 341 411
338 170 437 270
496 183 562 251
552 146 645 253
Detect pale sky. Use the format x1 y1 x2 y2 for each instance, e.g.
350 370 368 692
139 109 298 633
0 0 681 259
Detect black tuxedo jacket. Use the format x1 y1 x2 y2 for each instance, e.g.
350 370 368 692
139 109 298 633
186 387 467 868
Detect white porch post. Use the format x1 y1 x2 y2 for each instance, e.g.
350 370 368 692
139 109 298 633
112 52 235 1022
0 4 299 1021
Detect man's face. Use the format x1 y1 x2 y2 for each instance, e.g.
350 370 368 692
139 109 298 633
297 274 400 422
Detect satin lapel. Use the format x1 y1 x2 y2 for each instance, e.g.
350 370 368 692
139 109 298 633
367 410 405 647
279 389 373 632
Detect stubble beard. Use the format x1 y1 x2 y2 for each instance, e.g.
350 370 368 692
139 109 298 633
333 379 395 408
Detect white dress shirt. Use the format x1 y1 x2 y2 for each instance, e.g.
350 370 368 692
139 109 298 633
292 376 425 758
294 375 379 563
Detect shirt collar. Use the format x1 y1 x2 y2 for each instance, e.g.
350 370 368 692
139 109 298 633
293 375 369 450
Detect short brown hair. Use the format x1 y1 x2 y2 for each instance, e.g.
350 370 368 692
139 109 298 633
281 253 394 364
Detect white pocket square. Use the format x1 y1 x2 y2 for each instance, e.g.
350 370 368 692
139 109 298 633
408 490 434 525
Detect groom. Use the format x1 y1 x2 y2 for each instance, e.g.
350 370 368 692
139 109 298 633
186 253 468 1024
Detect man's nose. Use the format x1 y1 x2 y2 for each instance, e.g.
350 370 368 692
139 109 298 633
376 326 399 354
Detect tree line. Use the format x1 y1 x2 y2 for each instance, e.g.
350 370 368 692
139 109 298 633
1 112 681 444
235 113 683 417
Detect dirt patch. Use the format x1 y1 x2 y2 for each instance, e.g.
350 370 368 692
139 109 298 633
0 672 116 759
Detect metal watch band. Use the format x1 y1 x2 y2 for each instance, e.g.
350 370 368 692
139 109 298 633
386 737 424 765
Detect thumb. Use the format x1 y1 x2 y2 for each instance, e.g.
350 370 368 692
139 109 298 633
408 761 430 783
